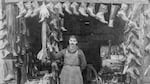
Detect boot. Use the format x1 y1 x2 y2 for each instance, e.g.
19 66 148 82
54 2 64 16
61 27 67 31
58 32 63 41
50 19 58 29
0 34 6 40
95 4 108 23
0 20 7 30
117 4 129 21
39 2 50 22
0 9 2 20
4 74 15 82
87 3 96 17
2 52 17 60
60 18 67 31
0 30 7 39
131 29 140 39
108 5 119 27
132 47 142 58
51 31 59 42
0 9 6 21
63 1 72 14
0 49 10 58
24 1 33 18
78 2 88 17
147 32 150 39
16 1 27 18
70 2 79 15
31 0 40 17
52 42 59 52
12 49 18 57
108 19 114 27
47 41 53 52
47 2 55 13
133 39 142 48
125 32 134 45
128 20 138 29
0 39 8 50
145 43 150 51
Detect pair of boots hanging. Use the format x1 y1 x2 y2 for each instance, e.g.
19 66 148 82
16 0 129 28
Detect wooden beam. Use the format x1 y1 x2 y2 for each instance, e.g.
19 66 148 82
5 0 149 4
0 0 5 10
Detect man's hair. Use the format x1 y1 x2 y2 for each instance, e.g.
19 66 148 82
69 35 78 41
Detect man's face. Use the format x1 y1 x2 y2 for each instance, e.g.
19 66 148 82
69 38 78 45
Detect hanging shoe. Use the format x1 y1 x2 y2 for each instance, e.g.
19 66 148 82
126 67 138 79
4 74 15 82
39 1 50 22
50 19 58 29
12 49 18 57
0 9 6 21
54 2 64 16
146 31 150 39
0 34 6 40
24 1 33 18
117 4 129 21
2 52 17 60
31 0 40 17
0 39 8 50
0 9 2 20
108 5 119 27
145 43 150 51
133 56 142 66
51 31 59 42
0 20 7 30
16 1 27 18
70 2 79 15
53 42 59 52
60 18 67 31
108 19 114 27
132 47 142 58
87 3 96 17
61 27 67 31
47 41 53 52
125 32 134 45
78 2 88 17
95 4 108 23
47 2 55 13
144 37 150 48
132 39 142 48
63 1 72 14
128 20 138 29
58 32 63 41
0 29 7 39
126 52 135 65
0 49 10 58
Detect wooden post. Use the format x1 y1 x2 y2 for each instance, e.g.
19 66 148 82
0 0 8 83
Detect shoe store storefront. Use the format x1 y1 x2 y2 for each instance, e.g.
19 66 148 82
0 0 150 84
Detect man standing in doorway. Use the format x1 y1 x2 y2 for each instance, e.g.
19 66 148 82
51 35 87 84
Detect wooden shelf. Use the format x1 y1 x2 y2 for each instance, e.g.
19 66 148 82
5 0 149 4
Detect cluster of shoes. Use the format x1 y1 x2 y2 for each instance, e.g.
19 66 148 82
0 7 16 83
16 0 133 28
119 4 145 79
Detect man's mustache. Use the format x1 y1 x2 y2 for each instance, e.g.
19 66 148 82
70 43 76 45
